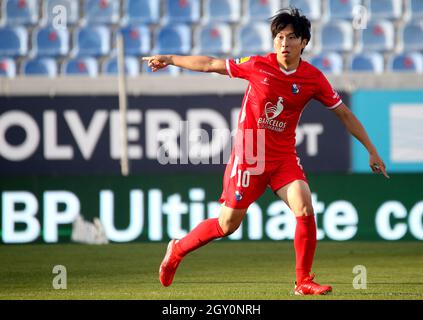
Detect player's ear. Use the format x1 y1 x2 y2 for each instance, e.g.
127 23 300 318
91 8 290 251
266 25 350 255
301 38 308 50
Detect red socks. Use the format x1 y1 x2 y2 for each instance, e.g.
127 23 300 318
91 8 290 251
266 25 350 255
294 215 317 284
175 218 225 258
175 215 316 286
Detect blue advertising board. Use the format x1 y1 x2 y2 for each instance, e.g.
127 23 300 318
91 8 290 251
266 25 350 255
352 90 423 173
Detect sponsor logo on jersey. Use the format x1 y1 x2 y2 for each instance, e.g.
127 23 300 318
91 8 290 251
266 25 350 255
332 88 340 100
257 97 287 132
261 77 270 86
235 57 251 65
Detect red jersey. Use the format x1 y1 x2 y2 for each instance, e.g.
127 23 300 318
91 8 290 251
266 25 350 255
226 53 342 163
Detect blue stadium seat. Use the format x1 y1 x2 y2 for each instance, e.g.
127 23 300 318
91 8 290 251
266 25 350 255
103 56 140 76
143 62 181 76
83 0 120 25
327 0 362 20
203 0 241 23
194 23 232 55
350 52 385 73
164 0 200 24
63 57 99 76
389 53 423 73
0 26 28 56
0 57 16 77
286 0 322 21
123 0 160 24
244 0 280 22
310 52 343 74
360 20 395 52
401 21 423 51
43 0 79 25
32 26 69 56
74 25 111 57
366 0 403 20
22 57 58 77
320 21 354 52
409 0 423 21
119 25 150 56
236 23 273 56
3 0 39 25
154 24 191 54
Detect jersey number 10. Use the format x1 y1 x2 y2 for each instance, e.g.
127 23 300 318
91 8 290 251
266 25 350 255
237 170 251 188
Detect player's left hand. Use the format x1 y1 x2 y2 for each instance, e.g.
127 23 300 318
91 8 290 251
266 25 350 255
369 153 390 179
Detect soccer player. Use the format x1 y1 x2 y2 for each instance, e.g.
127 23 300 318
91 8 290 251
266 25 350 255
143 8 389 295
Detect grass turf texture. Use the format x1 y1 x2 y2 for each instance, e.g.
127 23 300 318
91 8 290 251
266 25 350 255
0 242 422 300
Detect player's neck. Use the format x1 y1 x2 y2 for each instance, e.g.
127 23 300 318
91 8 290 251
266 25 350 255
278 56 301 72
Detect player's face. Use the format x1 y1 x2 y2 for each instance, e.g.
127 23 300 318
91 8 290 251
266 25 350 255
273 24 308 63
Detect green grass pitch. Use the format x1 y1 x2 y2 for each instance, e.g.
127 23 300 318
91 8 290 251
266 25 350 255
0 242 422 300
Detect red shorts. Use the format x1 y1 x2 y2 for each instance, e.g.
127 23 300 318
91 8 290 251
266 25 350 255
219 153 307 209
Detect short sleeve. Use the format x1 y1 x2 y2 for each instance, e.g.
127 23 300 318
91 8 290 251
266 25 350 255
225 56 256 80
314 71 343 110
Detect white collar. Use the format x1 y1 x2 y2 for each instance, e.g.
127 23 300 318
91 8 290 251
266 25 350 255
280 67 297 75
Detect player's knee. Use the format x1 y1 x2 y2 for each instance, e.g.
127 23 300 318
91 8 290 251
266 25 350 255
294 204 314 217
218 219 241 236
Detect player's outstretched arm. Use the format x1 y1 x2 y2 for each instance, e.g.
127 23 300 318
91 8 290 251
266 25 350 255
332 103 390 179
142 55 228 75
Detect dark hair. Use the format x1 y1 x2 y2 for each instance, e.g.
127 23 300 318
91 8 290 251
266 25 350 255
270 7 311 52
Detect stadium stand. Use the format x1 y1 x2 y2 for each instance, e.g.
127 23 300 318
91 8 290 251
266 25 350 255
0 26 28 56
409 0 423 21
194 23 232 55
22 57 57 76
103 56 140 76
389 52 423 72
360 20 395 52
203 0 242 23
326 0 362 20
320 21 354 52
244 0 280 22
366 0 403 20
32 25 69 56
163 0 201 24
350 52 385 73
3 0 39 25
286 0 322 21
401 21 423 51
42 0 79 25
0 57 16 77
122 0 161 25
83 0 120 25
154 24 192 54
236 22 273 55
0 0 422 77
310 52 344 74
73 25 111 57
119 25 151 56
63 57 99 76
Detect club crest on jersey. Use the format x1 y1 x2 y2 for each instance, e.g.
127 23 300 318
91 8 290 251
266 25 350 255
235 57 251 65
292 84 300 94
235 190 243 202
